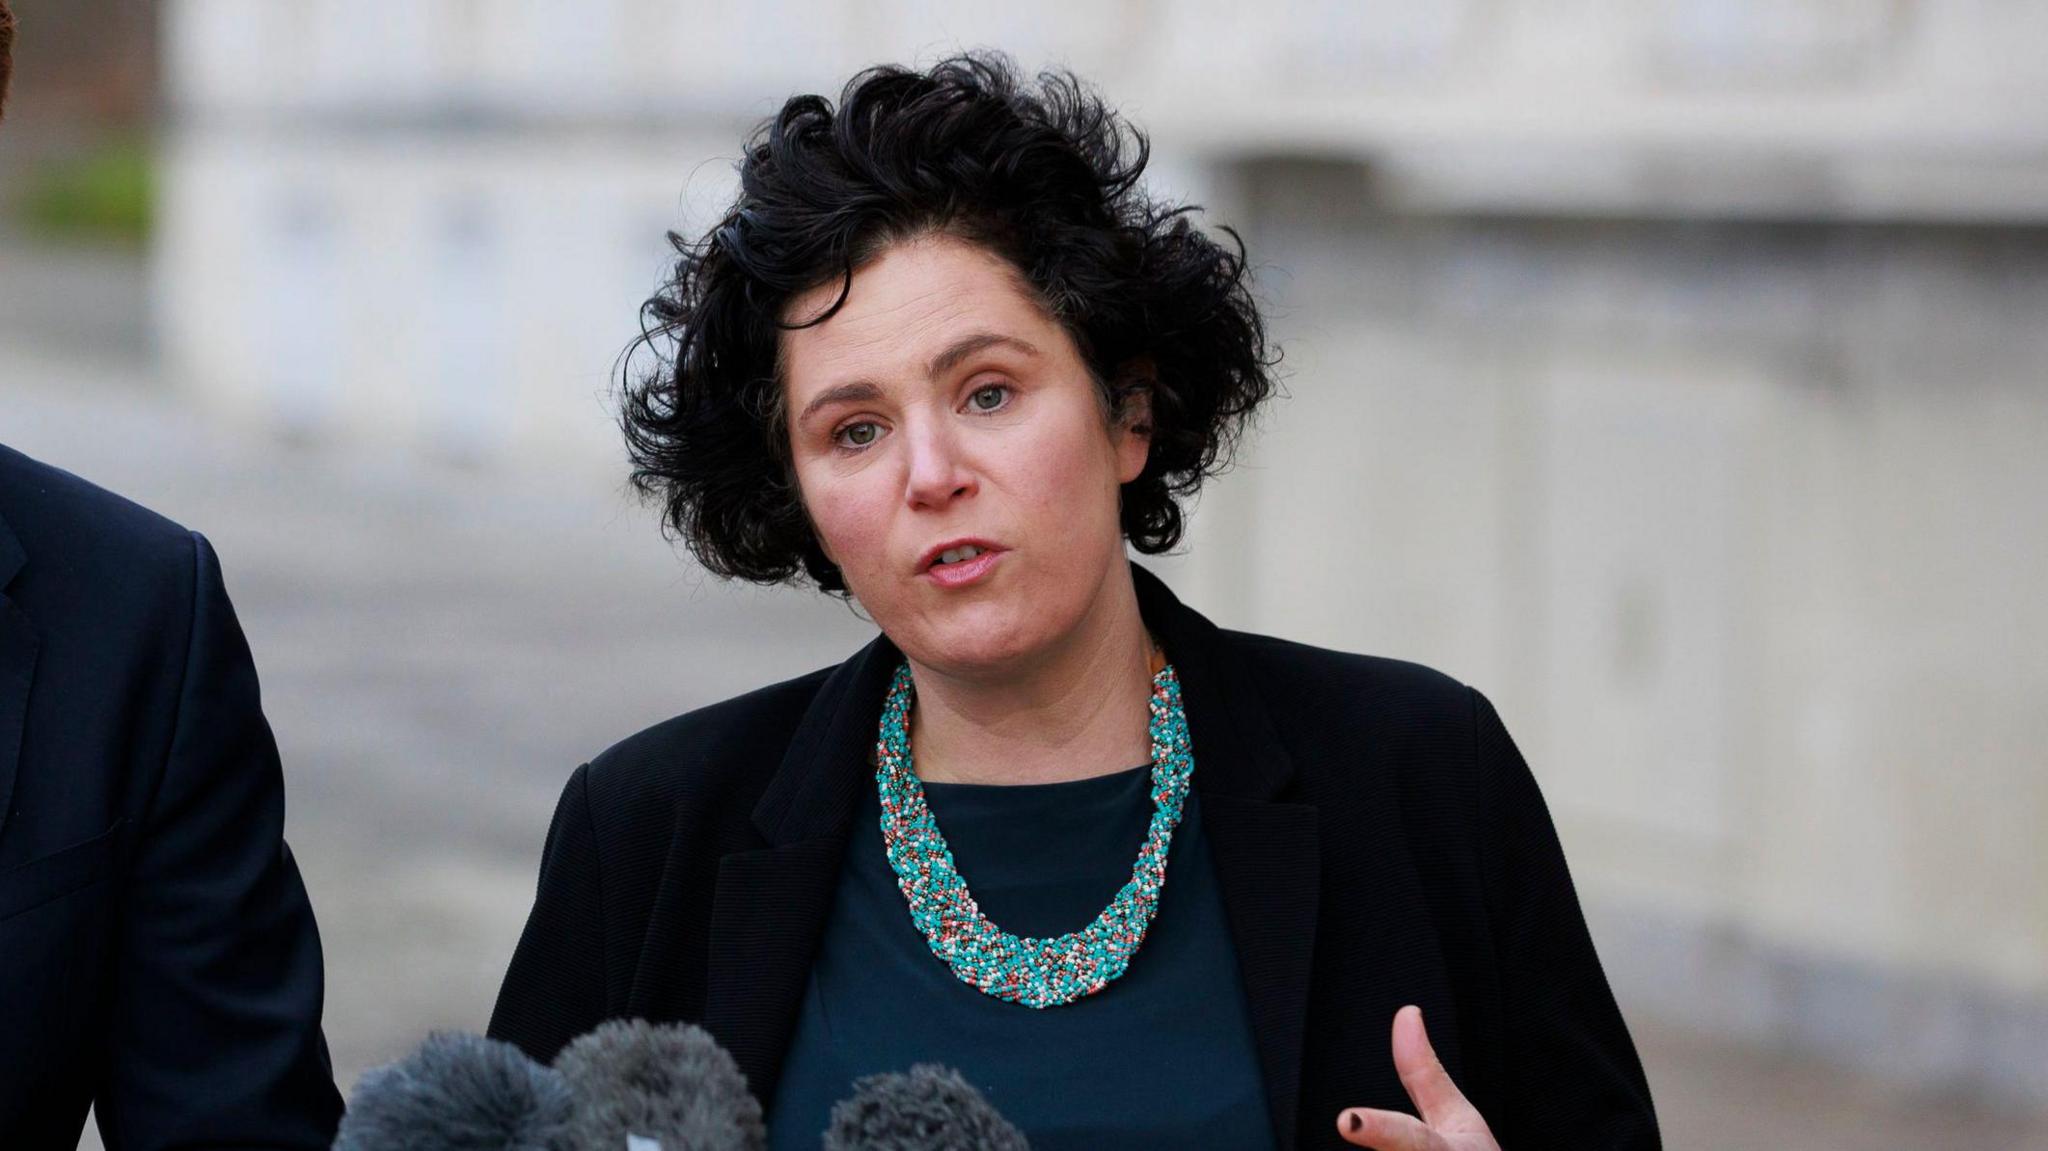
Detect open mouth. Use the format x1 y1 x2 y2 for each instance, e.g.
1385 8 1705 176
919 540 1005 586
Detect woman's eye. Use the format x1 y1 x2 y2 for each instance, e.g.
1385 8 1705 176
837 422 880 448
968 384 1009 412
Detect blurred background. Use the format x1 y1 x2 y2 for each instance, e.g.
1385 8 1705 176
3 2 2045 1147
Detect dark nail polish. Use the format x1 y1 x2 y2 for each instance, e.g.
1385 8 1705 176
1347 1112 1362 1133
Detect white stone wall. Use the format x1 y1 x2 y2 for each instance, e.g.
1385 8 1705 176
156 0 2048 458
155 127 741 463
165 0 2048 214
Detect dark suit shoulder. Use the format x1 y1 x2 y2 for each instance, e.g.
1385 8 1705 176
577 665 837 826
1218 626 1472 715
0 443 196 596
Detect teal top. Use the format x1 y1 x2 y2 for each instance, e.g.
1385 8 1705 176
764 762 1276 1150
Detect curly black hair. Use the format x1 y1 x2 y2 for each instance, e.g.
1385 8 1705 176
621 51 1277 593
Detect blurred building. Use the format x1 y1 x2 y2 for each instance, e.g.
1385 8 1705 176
159 0 2048 1108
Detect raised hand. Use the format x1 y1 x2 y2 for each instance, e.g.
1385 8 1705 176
1336 1005 1501 1151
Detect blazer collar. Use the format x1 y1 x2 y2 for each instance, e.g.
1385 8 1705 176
746 562 1300 846
0 508 35 846
0 509 25 594
747 625 900 846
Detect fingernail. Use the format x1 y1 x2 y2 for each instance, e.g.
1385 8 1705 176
1346 1111 1362 1133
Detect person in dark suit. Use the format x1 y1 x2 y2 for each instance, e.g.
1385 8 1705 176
490 55 1660 1150
1 29 343 1140
0 441 347 1149
0 15 340 1148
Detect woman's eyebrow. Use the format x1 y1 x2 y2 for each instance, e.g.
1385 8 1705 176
927 331 1040 379
797 333 1042 430
796 381 885 429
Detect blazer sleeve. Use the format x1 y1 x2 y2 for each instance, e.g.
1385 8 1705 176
1468 686 1662 1149
488 760 610 1063
94 533 345 1150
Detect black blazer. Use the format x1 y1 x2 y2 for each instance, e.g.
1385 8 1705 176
0 445 344 1149
489 564 1661 1149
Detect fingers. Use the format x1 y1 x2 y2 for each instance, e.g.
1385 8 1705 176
1336 1106 1437 1150
1339 1006 1498 1150
1389 1004 1483 1129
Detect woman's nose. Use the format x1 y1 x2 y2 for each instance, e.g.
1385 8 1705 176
901 419 977 509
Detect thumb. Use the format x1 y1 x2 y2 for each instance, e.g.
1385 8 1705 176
1390 1004 1481 1129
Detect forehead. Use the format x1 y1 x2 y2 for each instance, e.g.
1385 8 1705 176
778 234 1056 389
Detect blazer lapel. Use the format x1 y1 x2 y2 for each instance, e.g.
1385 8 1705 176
0 516 35 846
699 630 899 1103
1137 566 1321 1151
699 832 852 1100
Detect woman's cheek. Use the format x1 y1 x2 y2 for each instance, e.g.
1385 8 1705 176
1031 414 1118 527
817 486 893 583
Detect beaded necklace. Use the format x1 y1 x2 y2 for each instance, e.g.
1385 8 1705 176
872 653 1194 1008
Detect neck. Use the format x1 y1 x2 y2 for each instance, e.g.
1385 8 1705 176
906 563 1154 786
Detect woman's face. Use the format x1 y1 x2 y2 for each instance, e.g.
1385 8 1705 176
781 233 1149 679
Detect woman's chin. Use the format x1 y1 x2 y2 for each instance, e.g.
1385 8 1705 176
899 614 1051 679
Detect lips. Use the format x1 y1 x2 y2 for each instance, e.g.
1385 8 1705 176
916 537 1003 574
916 537 1006 588
923 549 1003 588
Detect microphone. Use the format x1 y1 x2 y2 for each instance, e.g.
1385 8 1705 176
551 1018 767 1151
822 1063 1029 1151
332 1030 574 1151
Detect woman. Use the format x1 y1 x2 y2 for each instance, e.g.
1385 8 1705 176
489 55 1660 1150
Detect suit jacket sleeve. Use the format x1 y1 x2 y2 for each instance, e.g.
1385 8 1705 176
488 760 609 1063
1469 686 1661 1149
93 532 344 1150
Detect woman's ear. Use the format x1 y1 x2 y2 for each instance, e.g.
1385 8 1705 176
1111 358 1155 484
